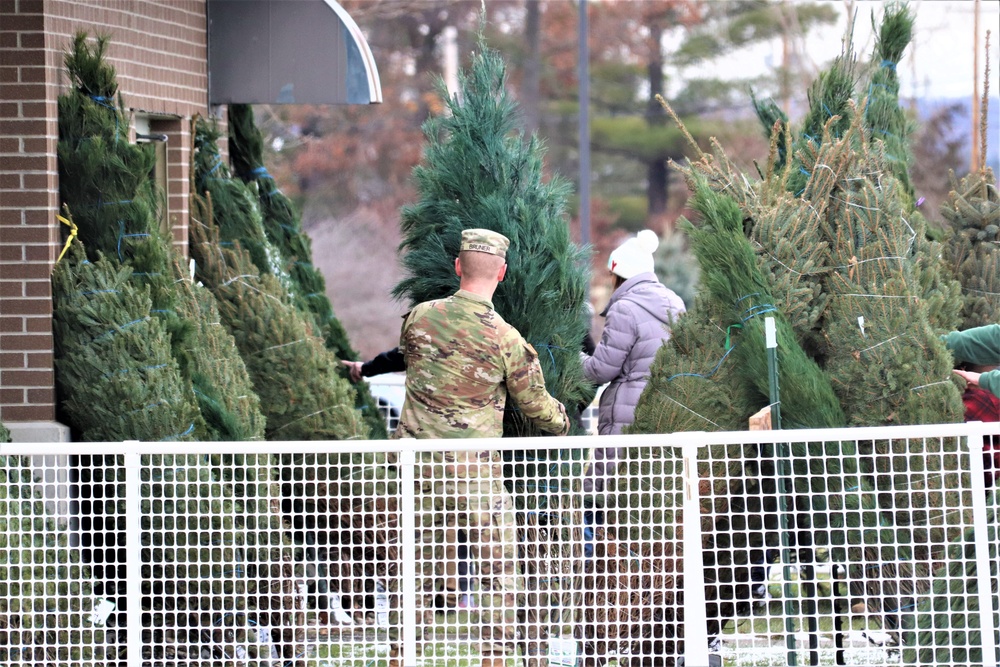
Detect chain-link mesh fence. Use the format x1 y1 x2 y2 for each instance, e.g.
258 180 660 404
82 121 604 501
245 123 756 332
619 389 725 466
1 422 996 666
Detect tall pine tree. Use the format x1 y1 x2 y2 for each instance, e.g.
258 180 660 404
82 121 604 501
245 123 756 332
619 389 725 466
392 40 593 436
391 31 594 660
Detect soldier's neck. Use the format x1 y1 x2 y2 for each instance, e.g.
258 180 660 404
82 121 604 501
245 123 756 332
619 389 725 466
458 279 498 301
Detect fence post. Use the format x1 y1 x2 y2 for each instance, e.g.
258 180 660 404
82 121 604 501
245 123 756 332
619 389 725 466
682 441 710 667
966 422 998 667
123 447 142 667
399 447 418 665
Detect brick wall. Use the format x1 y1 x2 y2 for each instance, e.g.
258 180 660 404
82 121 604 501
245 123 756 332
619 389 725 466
0 0 209 425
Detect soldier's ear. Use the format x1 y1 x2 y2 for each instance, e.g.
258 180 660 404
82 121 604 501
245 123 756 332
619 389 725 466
455 257 462 278
497 263 507 282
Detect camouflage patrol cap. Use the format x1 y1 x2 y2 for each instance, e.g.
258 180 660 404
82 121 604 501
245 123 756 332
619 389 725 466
460 228 509 259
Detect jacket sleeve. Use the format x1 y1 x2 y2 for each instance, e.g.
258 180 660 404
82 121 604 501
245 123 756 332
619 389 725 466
582 302 636 385
980 369 1000 400
943 324 1000 365
362 347 406 377
502 331 569 435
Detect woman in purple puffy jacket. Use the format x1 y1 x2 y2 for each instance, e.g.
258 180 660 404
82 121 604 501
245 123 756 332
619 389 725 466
581 229 686 492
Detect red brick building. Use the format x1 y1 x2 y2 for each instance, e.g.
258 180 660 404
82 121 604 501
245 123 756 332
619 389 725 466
0 0 379 441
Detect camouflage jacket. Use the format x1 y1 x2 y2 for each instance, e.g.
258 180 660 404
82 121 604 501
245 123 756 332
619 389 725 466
394 290 569 439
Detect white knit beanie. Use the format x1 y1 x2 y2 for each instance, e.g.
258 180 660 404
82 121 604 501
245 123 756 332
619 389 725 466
608 229 659 280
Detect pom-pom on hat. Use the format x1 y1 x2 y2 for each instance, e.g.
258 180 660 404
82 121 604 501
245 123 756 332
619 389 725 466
461 228 509 258
608 229 659 280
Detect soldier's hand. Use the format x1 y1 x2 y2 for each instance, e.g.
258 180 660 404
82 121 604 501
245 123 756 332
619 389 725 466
341 360 364 382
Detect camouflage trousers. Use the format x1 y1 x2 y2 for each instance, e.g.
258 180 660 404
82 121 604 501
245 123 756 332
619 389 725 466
417 449 523 658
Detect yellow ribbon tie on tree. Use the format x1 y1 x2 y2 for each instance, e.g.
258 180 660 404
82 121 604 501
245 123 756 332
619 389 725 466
57 214 78 263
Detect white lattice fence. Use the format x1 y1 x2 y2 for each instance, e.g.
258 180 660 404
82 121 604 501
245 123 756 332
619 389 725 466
0 422 996 667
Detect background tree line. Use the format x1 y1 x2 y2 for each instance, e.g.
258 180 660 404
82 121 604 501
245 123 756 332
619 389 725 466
255 0 977 358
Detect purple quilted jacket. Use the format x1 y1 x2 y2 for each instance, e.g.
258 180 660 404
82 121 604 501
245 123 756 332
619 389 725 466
582 272 685 490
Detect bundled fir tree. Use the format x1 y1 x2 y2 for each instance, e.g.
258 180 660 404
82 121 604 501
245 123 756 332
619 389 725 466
191 150 396 657
57 32 265 441
861 1 916 199
227 103 387 439
171 262 267 441
630 4 968 657
191 118 367 442
52 243 201 442
55 32 199 431
55 33 280 665
752 2 962 333
0 454 101 664
942 168 1000 330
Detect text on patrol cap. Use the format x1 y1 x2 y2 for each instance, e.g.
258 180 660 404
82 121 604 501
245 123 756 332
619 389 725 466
460 228 509 258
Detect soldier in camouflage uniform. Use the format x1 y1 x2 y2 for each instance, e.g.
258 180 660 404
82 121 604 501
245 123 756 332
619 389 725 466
394 228 569 667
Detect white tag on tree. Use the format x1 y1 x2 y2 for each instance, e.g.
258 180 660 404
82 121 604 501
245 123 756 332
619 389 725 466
89 597 115 626
765 316 777 349
548 636 579 666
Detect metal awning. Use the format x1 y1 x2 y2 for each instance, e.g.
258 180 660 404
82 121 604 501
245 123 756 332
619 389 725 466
208 0 381 105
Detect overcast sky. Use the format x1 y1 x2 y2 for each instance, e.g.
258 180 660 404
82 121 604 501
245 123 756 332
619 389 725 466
671 0 999 102
831 0 999 101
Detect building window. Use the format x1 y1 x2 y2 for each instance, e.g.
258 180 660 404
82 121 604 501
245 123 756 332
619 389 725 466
134 113 171 237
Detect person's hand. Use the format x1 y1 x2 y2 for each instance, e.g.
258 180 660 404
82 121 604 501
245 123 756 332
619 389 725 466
558 404 571 436
341 360 363 382
953 369 981 387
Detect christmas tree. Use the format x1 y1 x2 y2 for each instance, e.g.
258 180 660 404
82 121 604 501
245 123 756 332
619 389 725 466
52 243 201 442
191 151 395 651
941 158 1000 328
629 4 967 654
391 31 593 660
171 262 267 441
0 454 101 664
191 118 367 442
862 1 916 200
392 39 593 437
635 5 963 432
227 103 387 439
54 33 281 664
57 32 265 442
751 3 962 334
